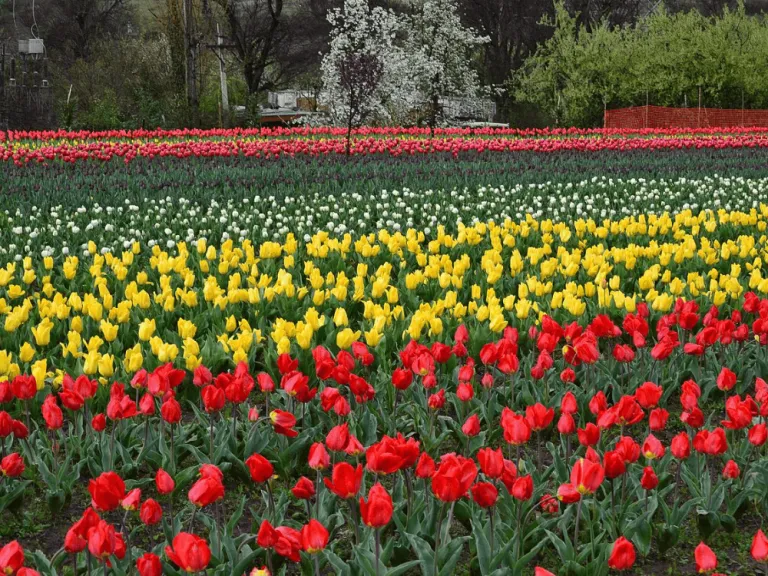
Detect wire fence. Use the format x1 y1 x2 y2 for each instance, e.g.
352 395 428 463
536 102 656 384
604 105 768 129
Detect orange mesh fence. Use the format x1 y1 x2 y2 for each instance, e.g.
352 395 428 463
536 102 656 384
604 105 768 129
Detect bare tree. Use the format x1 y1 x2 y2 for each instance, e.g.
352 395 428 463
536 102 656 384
338 53 383 153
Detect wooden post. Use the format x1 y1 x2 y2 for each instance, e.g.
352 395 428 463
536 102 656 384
697 86 701 128
183 0 198 126
217 23 229 126
644 90 649 129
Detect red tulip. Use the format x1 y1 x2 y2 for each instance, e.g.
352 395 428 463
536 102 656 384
694 542 717 573
607 536 636 570
511 475 533 501
245 453 274 483
274 526 302 562
188 476 225 507
201 385 225 413
634 381 662 409
560 368 576 383
534 568 556 576
366 434 420 474
693 428 728 455
89 471 126 511
308 443 330 470
560 391 578 414
0 541 24 575
649 408 669 431
428 389 446 409
477 447 504 479
11 419 28 439
326 423 350 452
301 519 329 553
11 375 36 400
471 481 498 508
155 468 175 494
324 462 363 499
140 498 163 525
577 423 600 447
277 353 299 375
1 453 24 477
570 458 604 495
269 409 298 437
392 368 413 390
291 477 315 500
722 460 740 479
360 483 394 527
640 466 658 490
751 529 768 562
136 552 162 576
716 367 737 391
431 454 477 502
257 372 275 393
557 483 581 504
557 413 576 435
122 488 141 511
64 508 100 553
642 434 665 460
165 533 211 573
257 520 279 548
88 519 124 561
603 450 626 479
670 432 691 460
161 396 182 424
415 452 436 479
192 365 213 387
540 494 559 514
525 403 555 431
749 423 768 446
42 395 63 430
59 388 85 411
501 408 531 445
462 414 481 437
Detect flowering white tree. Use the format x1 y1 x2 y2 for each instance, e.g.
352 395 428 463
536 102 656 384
321 0 418 144
321 0 488 133
404 0 489 132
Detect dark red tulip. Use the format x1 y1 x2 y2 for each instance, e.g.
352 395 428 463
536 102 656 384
89 471 126 511
471 481 499 508
140 498 163 525
165 533 211 573
291 477 315 500
245 453 274 483
324 462 363 499
360 482 394 527
301 519 329 554
607 536 636 570
136 552 162 576
155 469 175 494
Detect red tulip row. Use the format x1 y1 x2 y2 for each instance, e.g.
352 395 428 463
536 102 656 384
3 296 768 573
4 132 768 165
5 125 768 143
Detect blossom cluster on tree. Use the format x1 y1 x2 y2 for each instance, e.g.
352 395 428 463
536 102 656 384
320 0 489 135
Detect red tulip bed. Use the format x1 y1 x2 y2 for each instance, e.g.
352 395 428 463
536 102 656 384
3 127 768 576
4 126 768 166
1 308 768 575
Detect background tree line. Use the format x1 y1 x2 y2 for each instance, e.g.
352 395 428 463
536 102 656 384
1 0 767 128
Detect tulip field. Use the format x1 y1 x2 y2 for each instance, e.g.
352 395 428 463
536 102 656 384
2 127 768 576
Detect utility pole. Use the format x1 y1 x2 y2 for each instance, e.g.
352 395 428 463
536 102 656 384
183 0 199 126
217 23 229 127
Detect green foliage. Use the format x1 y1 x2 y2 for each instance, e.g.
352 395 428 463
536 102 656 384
54 35 186 129
515 1 768 127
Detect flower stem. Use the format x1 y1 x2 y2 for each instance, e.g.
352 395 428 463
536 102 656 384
574 498 583 549
433 502 446 576
375 529 381 576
